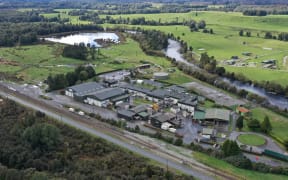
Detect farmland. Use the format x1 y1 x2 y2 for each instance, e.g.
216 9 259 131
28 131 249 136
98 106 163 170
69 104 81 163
98 11 288 85
0 37 195 84
39 10 288 85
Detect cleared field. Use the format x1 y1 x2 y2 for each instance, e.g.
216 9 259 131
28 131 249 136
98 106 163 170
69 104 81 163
100 11 288 86
192 151 288 180
237 134 266 146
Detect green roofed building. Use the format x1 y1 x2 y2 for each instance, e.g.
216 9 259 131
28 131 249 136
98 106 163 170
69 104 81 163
194 111 206 121
138 112 149 121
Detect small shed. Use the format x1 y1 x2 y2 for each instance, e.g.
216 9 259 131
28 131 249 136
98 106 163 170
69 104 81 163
202 128 216 138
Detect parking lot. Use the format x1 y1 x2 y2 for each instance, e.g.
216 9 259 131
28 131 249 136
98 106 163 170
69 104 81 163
183 82 245 107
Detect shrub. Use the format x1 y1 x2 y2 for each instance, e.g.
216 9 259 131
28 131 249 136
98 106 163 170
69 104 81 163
224 155 252 169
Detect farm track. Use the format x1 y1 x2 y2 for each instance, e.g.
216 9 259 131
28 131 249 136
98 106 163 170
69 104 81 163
0 83 242 180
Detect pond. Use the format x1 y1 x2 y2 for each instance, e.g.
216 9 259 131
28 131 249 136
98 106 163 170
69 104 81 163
45 32 120 47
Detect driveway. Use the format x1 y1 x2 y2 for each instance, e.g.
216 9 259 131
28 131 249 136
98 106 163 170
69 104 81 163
229 131 288 167
230 131 286 154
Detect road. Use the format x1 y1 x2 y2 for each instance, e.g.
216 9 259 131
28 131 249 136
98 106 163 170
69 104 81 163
229 131 288 167
0 82 241 180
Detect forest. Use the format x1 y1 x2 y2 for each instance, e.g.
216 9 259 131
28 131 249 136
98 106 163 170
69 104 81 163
0 98 192 180
0 22 103 46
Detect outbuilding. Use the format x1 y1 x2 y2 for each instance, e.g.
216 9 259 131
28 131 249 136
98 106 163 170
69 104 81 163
117 109 136 121
150 113 176 128
85 88 129 107
65 82 104 101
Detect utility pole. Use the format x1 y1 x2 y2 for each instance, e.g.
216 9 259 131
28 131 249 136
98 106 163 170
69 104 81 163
166 159 168 172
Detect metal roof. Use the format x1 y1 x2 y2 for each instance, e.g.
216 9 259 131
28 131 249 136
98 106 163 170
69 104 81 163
151 113 175 123
67 82 104 96
131 104 148 113
202 128 214 135
166 85 186 93
117 109 135 118
138 112 149 117
205 108 231 121
194 111 206 120
88 88 127 101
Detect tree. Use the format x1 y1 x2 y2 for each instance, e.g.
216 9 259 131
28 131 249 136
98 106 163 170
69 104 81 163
222 140 241 157
236 116 244 131
215 67 226 76
85 66 96 78
247 119 260 130
135 125 140 133
199 52 210 68
246 31 251 37
78 71 88 81
198 20 206 29
22 123 62 150
174 138 183 146
65 72 77 86
90 46 97 60
261 116 272 134
265 32 273 39
284 139 288 150
239 30 244 36
210 28 214 34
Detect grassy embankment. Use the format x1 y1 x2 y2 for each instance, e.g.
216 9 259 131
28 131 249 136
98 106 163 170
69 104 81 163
192 152 288 180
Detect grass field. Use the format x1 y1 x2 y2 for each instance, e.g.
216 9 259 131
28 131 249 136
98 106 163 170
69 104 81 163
237 134 266 146
0 37 196 84
98 11 288 86
40 9 288 85
248 107 288 143
192 152 288 180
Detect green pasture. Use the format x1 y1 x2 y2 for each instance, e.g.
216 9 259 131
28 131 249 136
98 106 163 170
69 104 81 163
102 11 288 33
224 66 288 86
0 37 195 84
41 9 90 24
100 11 288 86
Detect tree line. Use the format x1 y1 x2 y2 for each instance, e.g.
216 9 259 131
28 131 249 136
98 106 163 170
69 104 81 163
130 29 169 57
265 31 288 42
243 10 268 16
46 65 96 91
0 22 103 47
0 98 192 180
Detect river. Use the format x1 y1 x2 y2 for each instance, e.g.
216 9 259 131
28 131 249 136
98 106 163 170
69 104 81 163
165 39 288 109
